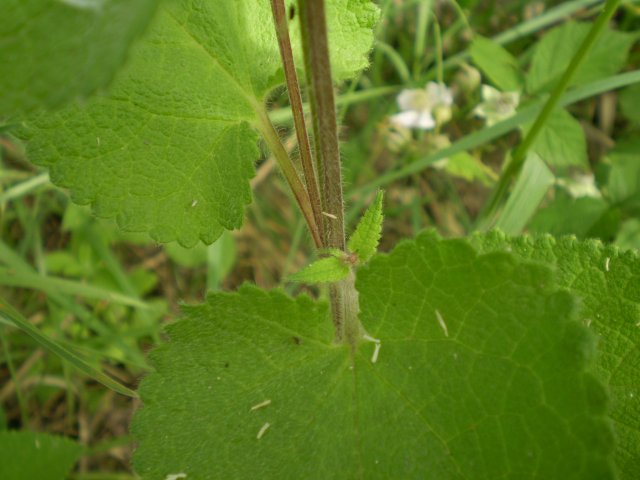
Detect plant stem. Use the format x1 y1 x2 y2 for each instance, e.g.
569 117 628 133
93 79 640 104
269 0 324 244
479 0 623 226
297 0 324 198
297 0 345 250
297 0 360 344
255 106 323 248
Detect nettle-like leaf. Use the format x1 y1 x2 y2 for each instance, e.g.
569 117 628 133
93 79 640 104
0 430 82 480
133 233 614 479
0 0 159 118
472 231 640 477
21 0 378 247
469 36 522 92
525 108 588 169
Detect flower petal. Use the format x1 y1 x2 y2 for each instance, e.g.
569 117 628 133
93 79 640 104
390 110 435 130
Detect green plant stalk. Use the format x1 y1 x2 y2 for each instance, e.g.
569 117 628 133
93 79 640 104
254 106 323 248
298 0 360 345
434 20 444 84
269 0 324 242
297 0 324 197
480 0 623 224
412 0 433 79
298 0 345 249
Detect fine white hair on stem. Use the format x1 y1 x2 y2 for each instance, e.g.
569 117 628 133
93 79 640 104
371 342 381 363
250 399 271 411
256 422 271 440
363 334 380 343
165 474 187 480
435 309 449 337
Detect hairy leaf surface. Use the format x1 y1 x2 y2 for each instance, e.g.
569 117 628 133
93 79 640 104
133 233 614 479
21 0 378 246
0 0 159 118
472 231 640 477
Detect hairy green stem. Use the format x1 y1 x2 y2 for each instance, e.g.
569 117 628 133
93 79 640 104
298 0 360 344
269 0 324 243
297 0 345 249
297 0 324 197
479 0 623 226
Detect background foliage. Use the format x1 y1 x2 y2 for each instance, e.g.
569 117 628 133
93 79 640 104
1 0 639 478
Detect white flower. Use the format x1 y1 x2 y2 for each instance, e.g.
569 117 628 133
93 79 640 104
390 82 453 130
473 85 520 126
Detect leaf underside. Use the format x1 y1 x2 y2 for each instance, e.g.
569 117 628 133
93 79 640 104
133 233 615 479
0 0 159 118
21 0 378 247
472 231 640 478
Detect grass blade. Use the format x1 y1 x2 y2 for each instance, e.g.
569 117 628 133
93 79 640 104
0 300 138 398
0 268 151 310
493 154 555 234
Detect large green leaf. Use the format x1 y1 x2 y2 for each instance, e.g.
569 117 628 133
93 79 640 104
133 233 614 479
472 231 640 478
0 0 159 118
21 0 378 246
527 22 635 94
0 431 82 480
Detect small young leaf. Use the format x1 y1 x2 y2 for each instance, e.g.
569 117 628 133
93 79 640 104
133 234 614 479
288 256 349 284
0 430 82 480
524 108 588 168
469 35 523 92
347 190 384 263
